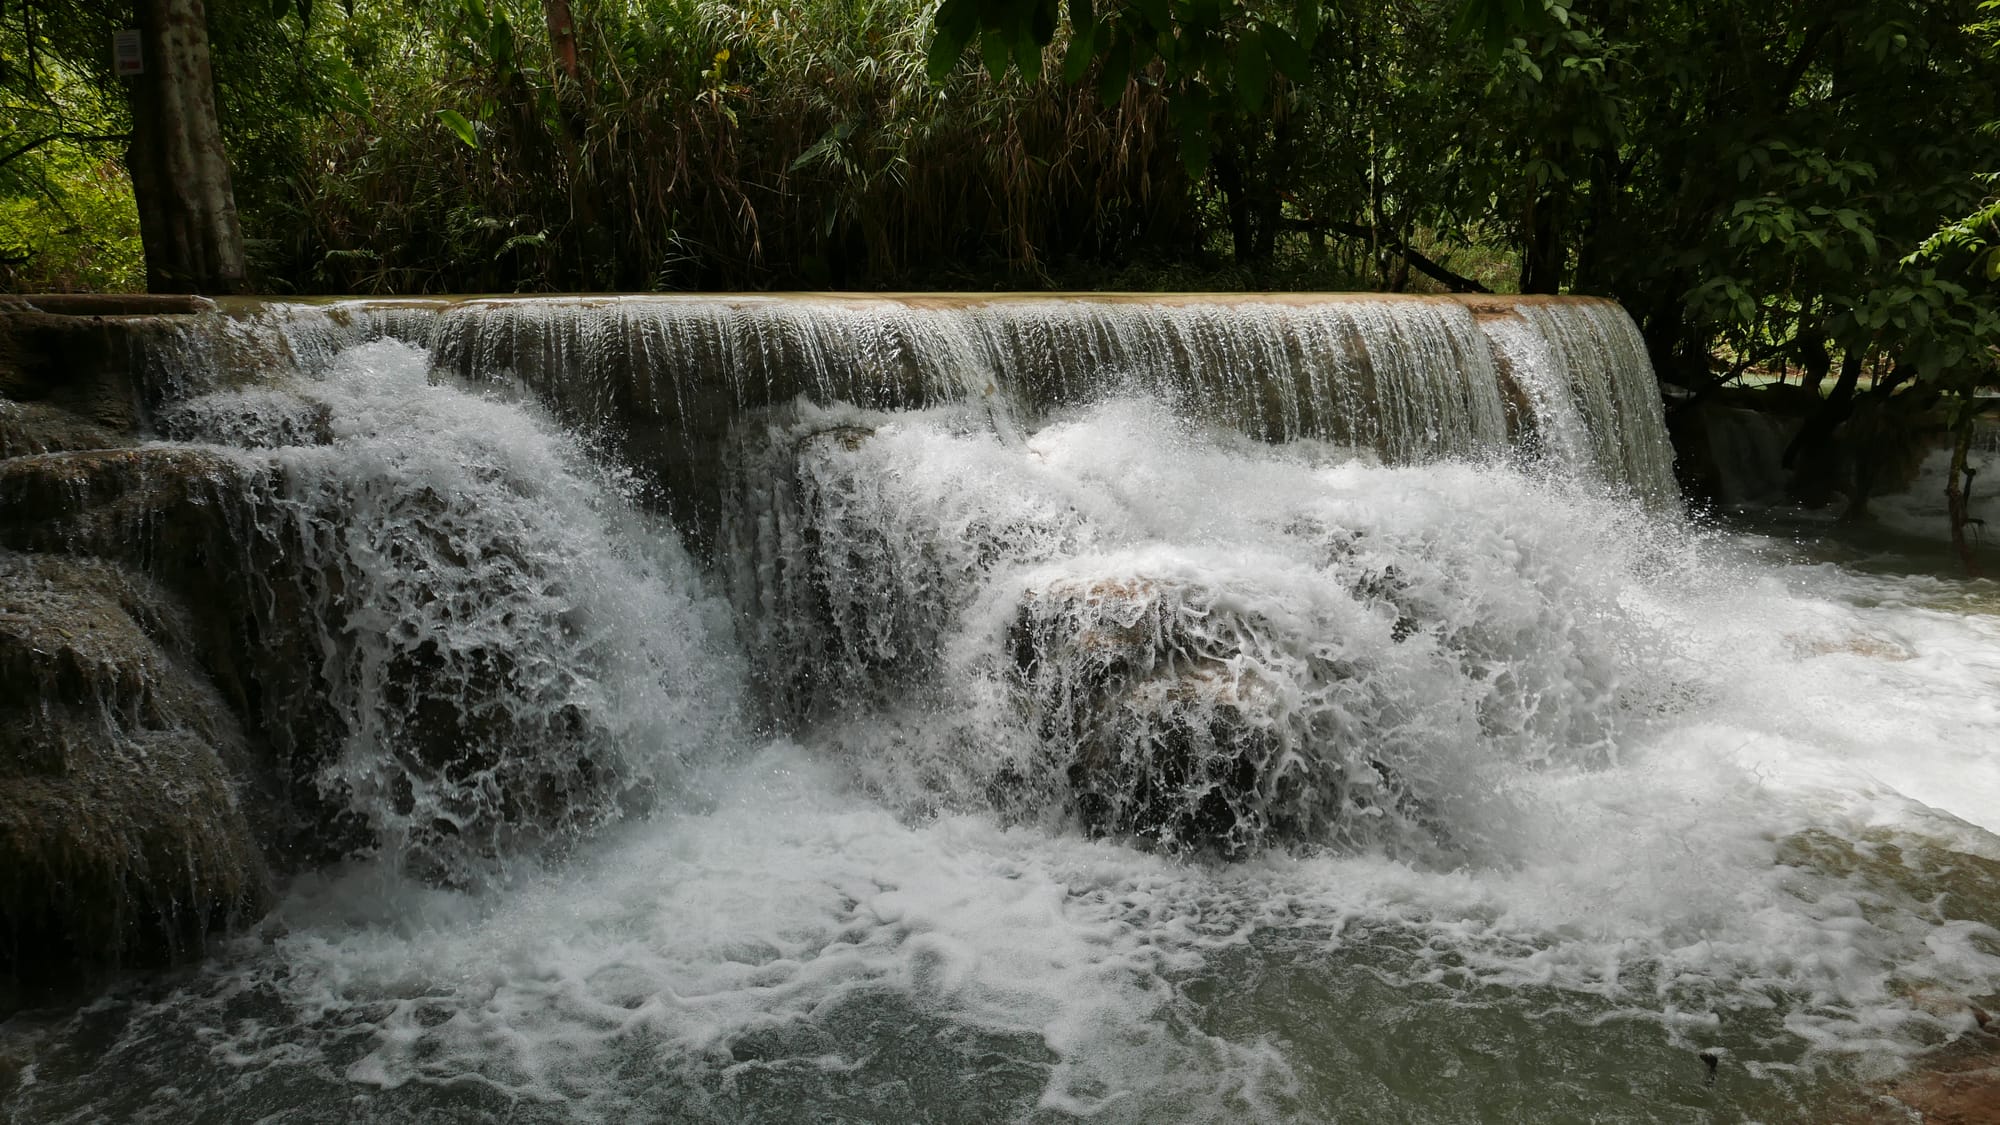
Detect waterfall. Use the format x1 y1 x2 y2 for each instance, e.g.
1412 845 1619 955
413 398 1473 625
17 293 2000 1125
1466 298 1680 504
155 340 744 883
73 292 1689 866
179 295 1676 527
716 396 1659 857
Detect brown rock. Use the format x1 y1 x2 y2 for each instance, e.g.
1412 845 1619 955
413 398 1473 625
0 400 122 459
0 553 270 1012
0 309 174 433
0 447 354 865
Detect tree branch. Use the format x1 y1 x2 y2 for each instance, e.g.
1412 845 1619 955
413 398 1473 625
1775 22 1833 103
1282 217 1493 293
0 131 131 170
1663 335 1798 414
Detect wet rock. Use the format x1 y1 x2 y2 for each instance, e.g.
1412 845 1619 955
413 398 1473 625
0 446 262 547
0 308 188 433
1824 1027 2000 1125
725 415 959 721
1009 575 1429 857
0 435 660 883
0 400 122 459
1010 577 1281 854
0 446 357 864
723 406 1099 726
0 553 270 1012
158 391 335 448
1888 1064 2000 1125
7 294 214 317
365 629 633 884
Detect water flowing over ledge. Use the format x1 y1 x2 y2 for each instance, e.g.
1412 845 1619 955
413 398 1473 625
160 293 1679 540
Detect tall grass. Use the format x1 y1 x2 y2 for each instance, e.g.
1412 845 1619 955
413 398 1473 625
279 0 1210 293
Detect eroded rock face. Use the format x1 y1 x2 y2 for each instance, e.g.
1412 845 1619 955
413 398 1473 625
0 308 295 1006
0 447 349 858
0 309 716 1002
0 424 646 885
0 553 270 1009
0 320 349 1001
0 308 184 433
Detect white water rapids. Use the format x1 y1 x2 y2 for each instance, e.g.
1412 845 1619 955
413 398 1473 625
5 305 2000 1123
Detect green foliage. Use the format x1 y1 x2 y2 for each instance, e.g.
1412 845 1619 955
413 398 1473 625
927 0 1325 176
0 149 144 294
239 0 1214 292
1 0 1993 425
0 2 142 291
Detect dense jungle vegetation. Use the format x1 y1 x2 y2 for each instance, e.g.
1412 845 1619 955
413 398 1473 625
4 0 1999 528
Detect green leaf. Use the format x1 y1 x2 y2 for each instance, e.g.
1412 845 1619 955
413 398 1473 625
1179 116 1213 177
1261 24 1309 81
333 66 372 118
1013 23 1043 76
981 30 1013 80
437 109 479 149
927 0 978 81
1097 33 1131 104
927 27 969 80
1063 18 1097 84
1295 0 1321 48
1030 1 1058 46
1236 31 1270 113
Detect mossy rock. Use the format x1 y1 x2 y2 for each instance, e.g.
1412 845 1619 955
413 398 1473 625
0 553 271 1012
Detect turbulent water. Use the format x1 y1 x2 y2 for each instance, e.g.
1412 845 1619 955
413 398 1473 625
6 302 2000 1123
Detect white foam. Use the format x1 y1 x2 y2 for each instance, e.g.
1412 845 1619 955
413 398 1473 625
12 393 2000 1124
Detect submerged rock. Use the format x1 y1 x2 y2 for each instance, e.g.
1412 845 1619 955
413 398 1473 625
0 553 269 1010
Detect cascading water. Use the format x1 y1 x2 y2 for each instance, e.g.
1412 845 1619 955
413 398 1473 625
201 295 1675 534
5 296 1999 1124
157 340 745 882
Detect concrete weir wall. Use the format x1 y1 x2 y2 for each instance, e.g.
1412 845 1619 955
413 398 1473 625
0 291 1671 1006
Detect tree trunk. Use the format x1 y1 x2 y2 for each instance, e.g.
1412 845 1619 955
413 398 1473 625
543 0 580 82
1519 190 1564 294
126 0 247 294
1210 147 1258 269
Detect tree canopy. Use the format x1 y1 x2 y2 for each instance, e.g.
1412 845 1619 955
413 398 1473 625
2 0 1996 454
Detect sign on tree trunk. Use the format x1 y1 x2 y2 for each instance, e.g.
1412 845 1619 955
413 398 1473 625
125 0 247 295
